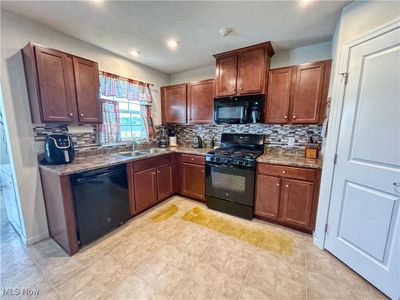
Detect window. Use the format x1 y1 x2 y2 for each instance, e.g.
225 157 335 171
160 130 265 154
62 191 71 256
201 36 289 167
100 95 148 143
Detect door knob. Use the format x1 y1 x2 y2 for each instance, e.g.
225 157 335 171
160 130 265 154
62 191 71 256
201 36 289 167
394 182 400 187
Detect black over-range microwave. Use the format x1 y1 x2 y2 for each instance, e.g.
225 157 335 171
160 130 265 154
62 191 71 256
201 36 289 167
214 95 264 124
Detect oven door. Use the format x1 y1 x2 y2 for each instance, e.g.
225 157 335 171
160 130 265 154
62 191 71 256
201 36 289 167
205 163 255 206
214 98 249 124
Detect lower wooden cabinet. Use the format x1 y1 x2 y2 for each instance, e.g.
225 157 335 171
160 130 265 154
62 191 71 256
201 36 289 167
129 155 175 214
133 168 158 213
255 163 320 232
180 154 205 201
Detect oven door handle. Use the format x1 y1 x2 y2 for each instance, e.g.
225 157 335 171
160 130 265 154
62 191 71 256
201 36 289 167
207 163 235 168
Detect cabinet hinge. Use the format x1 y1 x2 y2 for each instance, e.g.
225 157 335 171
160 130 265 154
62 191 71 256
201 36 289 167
325 223 329 234
338 72 348 84
334 154 338 165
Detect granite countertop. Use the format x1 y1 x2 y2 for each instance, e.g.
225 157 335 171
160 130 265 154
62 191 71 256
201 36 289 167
257 148 323 169
39 146 210 176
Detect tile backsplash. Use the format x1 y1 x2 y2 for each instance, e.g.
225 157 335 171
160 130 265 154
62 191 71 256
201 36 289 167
157 124 322 149
33 123 322 157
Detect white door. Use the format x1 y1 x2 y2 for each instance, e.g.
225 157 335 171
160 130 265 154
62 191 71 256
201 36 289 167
325 23 400 299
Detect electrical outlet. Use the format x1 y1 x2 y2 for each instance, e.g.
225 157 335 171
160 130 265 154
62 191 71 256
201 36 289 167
288 137 295 147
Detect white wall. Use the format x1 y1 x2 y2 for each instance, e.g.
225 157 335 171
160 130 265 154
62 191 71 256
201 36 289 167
314 1 400 248
170 65 215 85
0 9 170 243
271 41 332 68
169 41 333 84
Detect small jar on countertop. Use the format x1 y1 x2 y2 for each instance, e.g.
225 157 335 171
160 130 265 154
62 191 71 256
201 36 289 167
305 137 319 159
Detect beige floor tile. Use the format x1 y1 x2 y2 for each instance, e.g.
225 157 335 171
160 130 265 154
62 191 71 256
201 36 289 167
225 254 252 283
245 261 277 291
275 275 306 299
172 277 211 300
155 266 186 297
306 270 340 299
54 268 101 299
240 283 274 300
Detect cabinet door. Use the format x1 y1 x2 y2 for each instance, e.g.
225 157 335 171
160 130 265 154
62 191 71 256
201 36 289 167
215 56 238 97
181 163 205 201
265 67 293 124
157 164 173 201
238 48 265 95
188 79 214 124
280 178 314 230
254 175 281 219
291 62 325 124
161 84 187 124
134 168 157 213
35 46 77 123
73 57 102 124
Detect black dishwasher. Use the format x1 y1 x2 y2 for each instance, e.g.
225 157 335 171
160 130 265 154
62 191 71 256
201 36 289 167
71 164 131 246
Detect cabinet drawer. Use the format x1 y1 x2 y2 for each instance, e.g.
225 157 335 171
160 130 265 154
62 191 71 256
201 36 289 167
257 164 315 181
134 154 172 173
181 154 205 165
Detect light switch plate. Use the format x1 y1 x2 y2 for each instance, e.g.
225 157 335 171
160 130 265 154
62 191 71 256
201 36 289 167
288 137 295 147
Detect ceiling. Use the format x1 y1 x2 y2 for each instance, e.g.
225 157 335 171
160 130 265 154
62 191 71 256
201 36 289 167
1 1 350 74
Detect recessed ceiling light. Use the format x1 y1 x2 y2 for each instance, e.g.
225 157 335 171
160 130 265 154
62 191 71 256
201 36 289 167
89 0 104 5
299 0 314 8
167 39 179 50
129 50 140 57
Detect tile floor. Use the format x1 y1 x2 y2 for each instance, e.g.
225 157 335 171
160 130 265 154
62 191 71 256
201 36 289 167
0 196 387 299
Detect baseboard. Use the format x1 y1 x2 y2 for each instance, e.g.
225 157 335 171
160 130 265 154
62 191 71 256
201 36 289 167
23 231 49 246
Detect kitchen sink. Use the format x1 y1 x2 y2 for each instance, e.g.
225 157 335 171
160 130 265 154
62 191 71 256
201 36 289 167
139 148 169 154
116 151 148 157
115 148 169 158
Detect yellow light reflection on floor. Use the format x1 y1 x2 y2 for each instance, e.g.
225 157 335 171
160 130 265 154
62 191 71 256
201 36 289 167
151 204 178 222
182 207 294 256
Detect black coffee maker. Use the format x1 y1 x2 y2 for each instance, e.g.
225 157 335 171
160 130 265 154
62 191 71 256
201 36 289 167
44 134 75 164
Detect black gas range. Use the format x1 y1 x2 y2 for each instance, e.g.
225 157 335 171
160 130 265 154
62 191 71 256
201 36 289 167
205 133 265 219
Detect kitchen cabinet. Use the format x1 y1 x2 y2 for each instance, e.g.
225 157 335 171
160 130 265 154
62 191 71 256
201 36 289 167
215 56 238 97
130 155 175 214
180 154 205 201
214 42 274 97
161 84 187 124
73 57 102 123
255 175 281 219
237 48 266 95
188 79 214 124
265 60 331 124
255 163 321 232
265 67 293 124
22 42 102 124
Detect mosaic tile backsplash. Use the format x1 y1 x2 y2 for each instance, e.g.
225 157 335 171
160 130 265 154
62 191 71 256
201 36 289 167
33 123 322 158
158 124 322 149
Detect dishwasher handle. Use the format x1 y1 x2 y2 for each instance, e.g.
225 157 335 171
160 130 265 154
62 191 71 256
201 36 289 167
72 165 126 184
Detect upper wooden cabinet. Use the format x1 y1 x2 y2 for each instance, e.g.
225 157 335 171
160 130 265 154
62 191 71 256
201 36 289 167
265 60 332 125
265 67 293 124
161 84 187 124
73 57 102 123
214 42 274 97
188 79 214 124
215 56 238 97
22 42 102 124
161 79 214 125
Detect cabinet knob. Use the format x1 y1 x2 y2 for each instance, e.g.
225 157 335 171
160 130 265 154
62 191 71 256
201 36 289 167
276 183 280 186
69 112 73 117
284 115 288 119
80 113 84 117
153 172 156 175
286 184 289 188
157 171 160 174
293 116 297 119
282 170 286 174
191 158 194 161
239 86 242 90
202 170 204 173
